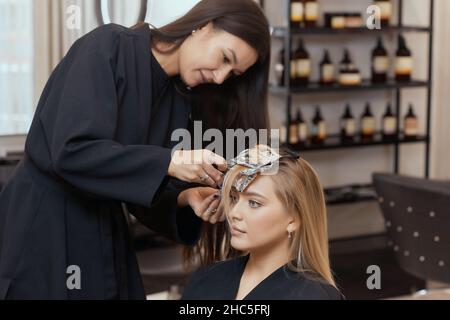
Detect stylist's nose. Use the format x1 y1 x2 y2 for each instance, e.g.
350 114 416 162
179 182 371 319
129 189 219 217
213 65 233 85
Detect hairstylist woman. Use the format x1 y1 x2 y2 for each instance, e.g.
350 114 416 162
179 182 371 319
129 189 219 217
0 0 270 299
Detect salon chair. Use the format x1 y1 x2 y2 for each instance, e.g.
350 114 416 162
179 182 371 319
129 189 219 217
373 173 450 299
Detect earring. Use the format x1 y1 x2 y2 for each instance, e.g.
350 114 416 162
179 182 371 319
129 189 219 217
192 29 197 35
288 231 292 239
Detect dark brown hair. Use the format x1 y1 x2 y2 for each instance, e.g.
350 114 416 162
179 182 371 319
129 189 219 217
146 0 271 132
136 0 272 268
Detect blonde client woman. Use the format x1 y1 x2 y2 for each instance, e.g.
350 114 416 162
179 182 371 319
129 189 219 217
182 145 344 300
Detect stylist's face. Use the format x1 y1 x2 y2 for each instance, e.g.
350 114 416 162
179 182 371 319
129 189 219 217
179 22 258 87
226 175 295 254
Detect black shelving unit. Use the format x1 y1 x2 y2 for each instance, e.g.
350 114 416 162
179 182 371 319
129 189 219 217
262 0 434 205
289 133 428 152
271 25 431 36
270 79 429 94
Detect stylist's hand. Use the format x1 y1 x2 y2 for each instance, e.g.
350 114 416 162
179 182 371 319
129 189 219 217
177 187 225 224
168 149 227 187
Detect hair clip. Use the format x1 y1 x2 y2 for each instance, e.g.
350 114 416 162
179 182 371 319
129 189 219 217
282 148 301 160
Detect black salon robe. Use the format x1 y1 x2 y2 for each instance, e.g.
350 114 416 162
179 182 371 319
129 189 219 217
0 23 202 300
182 256 344 300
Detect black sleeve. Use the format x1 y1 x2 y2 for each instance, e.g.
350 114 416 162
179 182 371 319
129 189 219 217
126 178 203 245
45 40 172 208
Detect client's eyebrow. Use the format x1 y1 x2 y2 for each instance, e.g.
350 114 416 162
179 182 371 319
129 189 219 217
244 191 268 201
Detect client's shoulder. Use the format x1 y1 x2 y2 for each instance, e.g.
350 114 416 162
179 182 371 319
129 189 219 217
282 269 345 300
188 256 242 282
181 256 245 300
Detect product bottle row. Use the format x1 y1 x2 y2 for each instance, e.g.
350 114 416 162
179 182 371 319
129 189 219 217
274 35 413 87
288 0 393 29
280 103 420 147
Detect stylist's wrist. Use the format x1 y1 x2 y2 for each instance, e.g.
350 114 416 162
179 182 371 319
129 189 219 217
167 150 180 178
167 149 227 186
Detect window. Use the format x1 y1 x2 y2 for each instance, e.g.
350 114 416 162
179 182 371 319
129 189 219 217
0 0 34 135
145 0 200 27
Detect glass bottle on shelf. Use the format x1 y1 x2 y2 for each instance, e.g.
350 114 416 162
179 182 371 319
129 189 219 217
290 0 304 28
339 49 351 71
275 47 286 86
320 50 335 86
382 103 397 141
280 121 288 145
294 39 311 86
296 108 308 146
289 110 299 146
289 47 297 86
327 12 346 29
374 0 392 27
403 104 418 140
339 49 362 86
345 13 364 28
361 103 376 142
311 106 326 145
395 34 413 82
340 104 356 143
304 0 319 28
372 36 389 83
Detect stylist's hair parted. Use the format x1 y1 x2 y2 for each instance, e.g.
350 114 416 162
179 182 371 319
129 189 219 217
147 0 271 132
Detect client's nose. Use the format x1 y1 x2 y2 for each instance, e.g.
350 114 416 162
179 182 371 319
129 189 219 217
228 201 244 222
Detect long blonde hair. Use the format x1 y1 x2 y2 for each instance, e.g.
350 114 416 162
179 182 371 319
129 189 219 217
184 149 336 288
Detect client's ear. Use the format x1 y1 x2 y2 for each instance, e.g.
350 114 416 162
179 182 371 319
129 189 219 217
287 220 299 233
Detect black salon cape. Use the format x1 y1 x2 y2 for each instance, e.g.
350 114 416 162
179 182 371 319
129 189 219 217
0 23 202 299
182 256 344 300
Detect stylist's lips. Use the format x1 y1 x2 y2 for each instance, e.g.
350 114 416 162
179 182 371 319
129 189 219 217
230 225 246 236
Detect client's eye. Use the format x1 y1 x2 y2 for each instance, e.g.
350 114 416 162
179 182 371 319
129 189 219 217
248 200 262 208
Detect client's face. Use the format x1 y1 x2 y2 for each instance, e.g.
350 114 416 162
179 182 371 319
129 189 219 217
226 175 292 253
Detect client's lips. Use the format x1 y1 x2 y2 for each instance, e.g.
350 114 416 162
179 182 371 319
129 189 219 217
230 225 246 234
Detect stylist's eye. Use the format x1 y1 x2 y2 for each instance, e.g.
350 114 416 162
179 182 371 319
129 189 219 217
223 53 231 64
222 53 239 79
248 200 262 208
